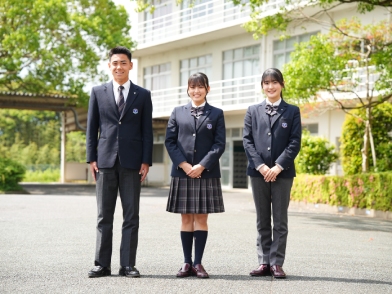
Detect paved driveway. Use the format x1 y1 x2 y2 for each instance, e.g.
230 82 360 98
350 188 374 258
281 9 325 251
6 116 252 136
1 187 391 293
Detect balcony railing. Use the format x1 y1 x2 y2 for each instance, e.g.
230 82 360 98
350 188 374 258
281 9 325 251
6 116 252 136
336 64 380 93
151 75 264 118
138 0 284 46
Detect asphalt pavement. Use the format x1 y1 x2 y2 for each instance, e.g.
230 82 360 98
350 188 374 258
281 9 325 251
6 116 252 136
0 185 391 293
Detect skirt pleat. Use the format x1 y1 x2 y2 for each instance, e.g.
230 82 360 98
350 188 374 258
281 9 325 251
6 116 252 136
166 177 225 214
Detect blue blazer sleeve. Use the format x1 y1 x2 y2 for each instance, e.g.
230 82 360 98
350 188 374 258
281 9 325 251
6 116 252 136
165 107 188 168
141 90 153 166
243 106 265 169
86 87 99 163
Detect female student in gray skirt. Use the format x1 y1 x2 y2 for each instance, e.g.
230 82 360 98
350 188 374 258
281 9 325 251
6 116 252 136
165 72 226 279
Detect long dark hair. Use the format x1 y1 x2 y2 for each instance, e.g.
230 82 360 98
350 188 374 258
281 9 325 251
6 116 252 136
261 68 285 99
187 72 210 102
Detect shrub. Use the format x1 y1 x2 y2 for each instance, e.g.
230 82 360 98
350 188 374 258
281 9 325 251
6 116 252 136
0 157 26 191
23 168 60 182
341 102 392 175
291 172 392 211
295 129 339 175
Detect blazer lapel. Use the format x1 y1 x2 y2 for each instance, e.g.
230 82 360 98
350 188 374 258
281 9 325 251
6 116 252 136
259 101 270 127
196 103 211 131
104 82 119 117
271 100 288 127
120 82 138 119
184 102 196 132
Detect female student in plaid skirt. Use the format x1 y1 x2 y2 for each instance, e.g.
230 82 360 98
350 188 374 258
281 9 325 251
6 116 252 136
165 72 226 278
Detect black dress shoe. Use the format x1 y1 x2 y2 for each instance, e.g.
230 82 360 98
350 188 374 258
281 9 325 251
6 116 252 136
250 264 271 276
119 266 140 278
88 266 111 278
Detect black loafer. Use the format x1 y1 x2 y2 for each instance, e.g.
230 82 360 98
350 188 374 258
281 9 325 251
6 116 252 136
119 266 140 278
88 266 111 278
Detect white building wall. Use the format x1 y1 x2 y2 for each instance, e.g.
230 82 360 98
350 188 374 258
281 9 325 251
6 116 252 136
133 1 389 185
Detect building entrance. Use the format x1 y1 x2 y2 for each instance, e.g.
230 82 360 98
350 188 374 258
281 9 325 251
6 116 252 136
232 141 248 189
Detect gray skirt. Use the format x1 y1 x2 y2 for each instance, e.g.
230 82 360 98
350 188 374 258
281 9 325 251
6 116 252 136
166 177 225 214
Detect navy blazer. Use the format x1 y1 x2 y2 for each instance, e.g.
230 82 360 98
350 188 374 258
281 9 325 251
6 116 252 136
165 102 226 178
86 81 153 169
243 99 301 178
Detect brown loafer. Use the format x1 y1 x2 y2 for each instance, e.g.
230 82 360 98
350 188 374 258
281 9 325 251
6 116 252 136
250 264 271 276
176 263 195 278
193 264 209 278
270 265 286 278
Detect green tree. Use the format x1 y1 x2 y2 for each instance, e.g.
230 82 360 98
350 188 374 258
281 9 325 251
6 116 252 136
66 131 87 163
282 19 392 173
235 0 391 39
341 102 392 174
0 157 25 191
296 130 338 175
0 109 60 151
0 0 134 106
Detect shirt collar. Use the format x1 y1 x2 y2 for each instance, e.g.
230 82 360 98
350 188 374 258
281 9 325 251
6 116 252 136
266 98 281 106
191 101 206 108
113 80 130 91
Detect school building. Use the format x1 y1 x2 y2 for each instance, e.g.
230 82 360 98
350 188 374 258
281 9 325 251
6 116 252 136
131 0 387 188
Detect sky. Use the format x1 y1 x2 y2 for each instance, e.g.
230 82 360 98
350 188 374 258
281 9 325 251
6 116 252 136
107 0 139 83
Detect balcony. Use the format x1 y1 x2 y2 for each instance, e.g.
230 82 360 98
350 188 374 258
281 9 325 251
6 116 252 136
136 0 284 51
151 75 263 118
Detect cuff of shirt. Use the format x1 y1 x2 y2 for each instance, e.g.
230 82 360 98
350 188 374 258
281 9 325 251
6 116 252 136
275 163 284 170
256 164 265 171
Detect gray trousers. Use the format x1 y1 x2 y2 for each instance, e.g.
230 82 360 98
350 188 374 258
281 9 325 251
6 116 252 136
94 157 141 267
250 176 293 266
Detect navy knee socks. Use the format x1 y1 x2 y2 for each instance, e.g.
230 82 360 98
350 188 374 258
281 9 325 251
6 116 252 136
193 230 208 266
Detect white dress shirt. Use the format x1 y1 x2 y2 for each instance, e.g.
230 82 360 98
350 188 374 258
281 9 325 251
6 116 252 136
113 80 131 104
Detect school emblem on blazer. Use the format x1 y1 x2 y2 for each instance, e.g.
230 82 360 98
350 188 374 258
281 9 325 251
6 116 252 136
207 123 212 129
133 108 138 114
282 122 288 128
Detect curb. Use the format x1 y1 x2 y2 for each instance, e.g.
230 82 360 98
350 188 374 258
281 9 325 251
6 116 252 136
289 201 392 220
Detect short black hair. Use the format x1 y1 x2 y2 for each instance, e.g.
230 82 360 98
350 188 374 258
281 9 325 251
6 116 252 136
108 46 132 62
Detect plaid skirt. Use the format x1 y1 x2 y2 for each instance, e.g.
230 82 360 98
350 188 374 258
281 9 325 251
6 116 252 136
166 177 225 214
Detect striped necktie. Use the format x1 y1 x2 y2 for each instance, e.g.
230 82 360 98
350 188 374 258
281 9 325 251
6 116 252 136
118 85 125 113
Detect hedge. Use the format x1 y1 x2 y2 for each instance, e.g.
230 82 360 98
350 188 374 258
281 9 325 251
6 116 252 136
291 172 392 211
0 157 26 192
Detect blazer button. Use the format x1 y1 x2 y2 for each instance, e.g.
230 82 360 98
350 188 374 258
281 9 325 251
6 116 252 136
119 121 121 125
268 132 271 136
193 133 195 136
267 147 271 151
194 150 196 152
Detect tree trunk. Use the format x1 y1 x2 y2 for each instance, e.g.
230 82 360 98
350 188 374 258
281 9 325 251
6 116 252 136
361 119 370 173
369 122 377 171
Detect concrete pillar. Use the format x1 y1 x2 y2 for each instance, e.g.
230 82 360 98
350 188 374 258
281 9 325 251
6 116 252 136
60 112 66 183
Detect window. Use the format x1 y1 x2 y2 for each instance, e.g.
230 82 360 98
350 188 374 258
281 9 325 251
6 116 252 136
222 45 260 104
152 144 164 163
143 0 172 42
143 63 171 91
273 32 318 69
302 123 318 135
223 45 260 79
181 0 214 32
180 55 212 86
